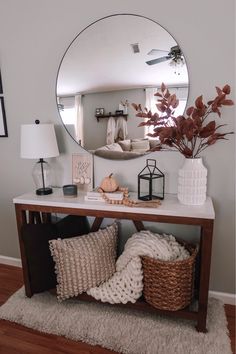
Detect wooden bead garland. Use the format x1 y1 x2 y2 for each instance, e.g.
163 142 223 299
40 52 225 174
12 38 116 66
97 187 161 208
97 186 131 205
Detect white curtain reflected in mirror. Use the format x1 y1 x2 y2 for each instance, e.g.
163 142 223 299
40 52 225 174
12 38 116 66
75 94 84 146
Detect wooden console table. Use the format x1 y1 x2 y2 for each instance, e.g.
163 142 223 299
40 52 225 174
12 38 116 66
13 189 215 332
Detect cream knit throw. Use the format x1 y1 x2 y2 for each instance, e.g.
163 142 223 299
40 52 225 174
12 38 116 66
87 231 189 304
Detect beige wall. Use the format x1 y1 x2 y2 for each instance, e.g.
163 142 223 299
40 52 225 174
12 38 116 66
83 88 146 151
0 0 235 294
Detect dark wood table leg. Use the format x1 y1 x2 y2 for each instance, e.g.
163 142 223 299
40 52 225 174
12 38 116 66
42 212 52 223
34 212 42 224
196 220 214 332
133 220 145 231
28 211 34 224
90 217 104 232
15 205 33 298
28 211 43 224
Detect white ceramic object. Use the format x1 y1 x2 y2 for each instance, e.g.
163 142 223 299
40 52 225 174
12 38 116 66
178 158 207 205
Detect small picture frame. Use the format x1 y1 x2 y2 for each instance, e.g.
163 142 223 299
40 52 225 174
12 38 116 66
115 110 124 115
0 97 8 137
72 153 93 192
95 107 105 116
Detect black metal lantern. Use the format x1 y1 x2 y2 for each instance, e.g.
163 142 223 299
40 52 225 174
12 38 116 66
138 159 165 200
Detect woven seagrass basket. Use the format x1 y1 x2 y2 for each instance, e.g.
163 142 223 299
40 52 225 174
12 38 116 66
141 241 198 311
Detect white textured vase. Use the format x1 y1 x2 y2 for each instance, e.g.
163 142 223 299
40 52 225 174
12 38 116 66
177 158 207 205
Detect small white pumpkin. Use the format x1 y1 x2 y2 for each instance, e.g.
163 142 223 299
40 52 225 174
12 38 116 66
100 173 119 192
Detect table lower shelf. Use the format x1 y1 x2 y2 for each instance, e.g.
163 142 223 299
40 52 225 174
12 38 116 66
48 289 199 322
77 293 199 321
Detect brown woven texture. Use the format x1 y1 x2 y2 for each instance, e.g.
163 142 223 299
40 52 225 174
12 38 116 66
141 241 198 311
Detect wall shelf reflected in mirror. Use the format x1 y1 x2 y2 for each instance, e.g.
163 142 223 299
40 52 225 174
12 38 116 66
95 113 128 122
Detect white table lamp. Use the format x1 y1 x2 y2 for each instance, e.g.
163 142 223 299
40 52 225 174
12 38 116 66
21 120 59 195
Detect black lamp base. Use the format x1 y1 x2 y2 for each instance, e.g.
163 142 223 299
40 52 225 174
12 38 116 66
36 187 53 196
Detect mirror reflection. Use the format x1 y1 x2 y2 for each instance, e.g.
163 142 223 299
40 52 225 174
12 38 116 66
56 14 189 160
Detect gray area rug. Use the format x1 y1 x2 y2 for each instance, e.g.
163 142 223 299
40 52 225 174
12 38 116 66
0 287 232 354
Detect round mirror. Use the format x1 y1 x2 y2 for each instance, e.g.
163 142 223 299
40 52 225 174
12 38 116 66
56 14 189 160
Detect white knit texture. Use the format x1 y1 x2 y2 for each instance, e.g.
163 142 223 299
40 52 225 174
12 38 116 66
87 231 189 304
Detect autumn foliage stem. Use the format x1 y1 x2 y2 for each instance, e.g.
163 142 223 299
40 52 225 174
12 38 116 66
132 83 234 159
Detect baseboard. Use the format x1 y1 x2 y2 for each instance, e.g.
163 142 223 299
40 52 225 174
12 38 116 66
209 291 235 305
0 255 22 268
0 255 235 305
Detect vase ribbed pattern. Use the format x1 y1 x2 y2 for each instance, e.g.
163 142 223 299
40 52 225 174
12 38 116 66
177 158 207 205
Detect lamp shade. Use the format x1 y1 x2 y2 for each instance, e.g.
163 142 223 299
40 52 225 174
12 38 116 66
21 123 59 159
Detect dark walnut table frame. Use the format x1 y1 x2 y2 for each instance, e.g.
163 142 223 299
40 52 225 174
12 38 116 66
14 191 215 333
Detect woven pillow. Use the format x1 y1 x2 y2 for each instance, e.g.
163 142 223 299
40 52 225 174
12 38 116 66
118 139 131 151
131 148 148 154
97 143 123 151
49 222 118 301
149 139 160 149
131 139 150 151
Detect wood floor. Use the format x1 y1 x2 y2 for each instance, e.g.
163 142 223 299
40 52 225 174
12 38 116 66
0 264 235 354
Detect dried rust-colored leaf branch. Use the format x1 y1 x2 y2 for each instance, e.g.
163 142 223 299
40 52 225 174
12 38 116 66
132 83 234 158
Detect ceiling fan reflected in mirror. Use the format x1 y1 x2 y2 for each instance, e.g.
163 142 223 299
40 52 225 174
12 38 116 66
146 45 185 75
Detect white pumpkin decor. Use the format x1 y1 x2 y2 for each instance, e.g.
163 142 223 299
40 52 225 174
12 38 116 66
100 173 119 192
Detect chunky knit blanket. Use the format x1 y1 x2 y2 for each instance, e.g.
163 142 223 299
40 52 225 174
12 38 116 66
87 231 189 304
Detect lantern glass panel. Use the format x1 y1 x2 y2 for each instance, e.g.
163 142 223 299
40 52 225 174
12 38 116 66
139 177 151 200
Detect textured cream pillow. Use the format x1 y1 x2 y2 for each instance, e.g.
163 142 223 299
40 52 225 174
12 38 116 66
118 139 131 151
49 222 118 301
106 143 123 151
130 148 147 154
96 143 123 152
149 139 160 149
131 139 150 151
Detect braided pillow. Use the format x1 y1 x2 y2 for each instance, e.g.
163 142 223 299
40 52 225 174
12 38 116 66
49 222 118 301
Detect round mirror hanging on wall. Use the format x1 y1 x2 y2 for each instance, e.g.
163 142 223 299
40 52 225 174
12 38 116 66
56 14 189 160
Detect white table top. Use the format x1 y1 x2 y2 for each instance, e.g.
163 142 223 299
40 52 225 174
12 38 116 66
13 189 215 220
